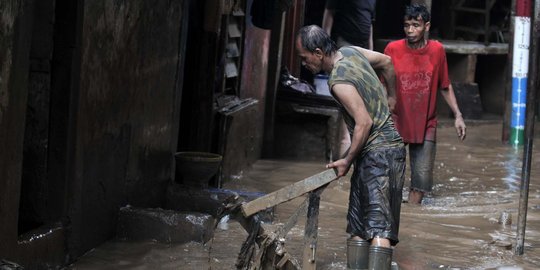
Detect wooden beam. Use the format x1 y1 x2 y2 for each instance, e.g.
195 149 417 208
241 169 337 217
283 0 306 77
232 210 302 269
302 186 326 270
262 4 287 157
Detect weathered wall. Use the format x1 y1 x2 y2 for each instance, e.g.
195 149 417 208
66 0 188 258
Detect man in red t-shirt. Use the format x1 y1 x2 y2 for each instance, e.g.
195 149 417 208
384 4 466 204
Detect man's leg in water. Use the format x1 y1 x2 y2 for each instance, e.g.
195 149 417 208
408 141 436 204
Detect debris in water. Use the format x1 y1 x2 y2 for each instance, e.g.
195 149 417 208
498 211 512 225
218 215 230 230
491 240 513 250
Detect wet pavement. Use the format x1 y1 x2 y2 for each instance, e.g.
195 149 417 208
70 119 540 270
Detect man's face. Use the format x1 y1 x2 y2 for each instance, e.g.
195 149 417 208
295 37 323 74
403 16 430 43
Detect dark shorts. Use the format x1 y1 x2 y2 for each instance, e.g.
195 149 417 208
346 146 406 246
408 141 436 192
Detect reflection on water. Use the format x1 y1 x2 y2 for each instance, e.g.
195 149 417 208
70 121 540 269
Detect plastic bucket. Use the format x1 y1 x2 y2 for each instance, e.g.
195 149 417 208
313 74 331 96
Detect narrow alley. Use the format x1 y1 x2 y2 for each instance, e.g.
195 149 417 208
2 0 539 269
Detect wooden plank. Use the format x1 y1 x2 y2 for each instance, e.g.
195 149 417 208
262 6 287 157
231 200 301 270
302 186 326 270
442 40 508 55
447 54 477 83
376 39 509 55
464 55 477 84
241 169 337 217
277 197 309 238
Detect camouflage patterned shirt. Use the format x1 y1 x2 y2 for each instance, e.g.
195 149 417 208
328 46 403 156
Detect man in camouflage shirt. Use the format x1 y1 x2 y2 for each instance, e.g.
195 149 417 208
295 25 405 270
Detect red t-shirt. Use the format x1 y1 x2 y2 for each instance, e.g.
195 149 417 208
384 39 450 143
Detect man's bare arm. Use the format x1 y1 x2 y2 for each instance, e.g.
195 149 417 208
326 83 372 177
441 84 466 140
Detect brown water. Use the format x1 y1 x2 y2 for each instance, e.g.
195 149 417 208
70 121 540 270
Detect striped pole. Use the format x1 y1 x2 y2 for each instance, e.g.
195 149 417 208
515 0 539 255
510 0 532 146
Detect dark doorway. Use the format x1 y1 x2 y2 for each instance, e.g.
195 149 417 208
18 0 78 235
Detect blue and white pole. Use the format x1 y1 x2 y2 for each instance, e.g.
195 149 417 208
511 1 532 146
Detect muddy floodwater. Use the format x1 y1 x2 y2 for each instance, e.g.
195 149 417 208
70 120 540 270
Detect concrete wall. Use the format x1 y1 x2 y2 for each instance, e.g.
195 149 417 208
1 0 271 266
0 0 189 267
68 0 188 258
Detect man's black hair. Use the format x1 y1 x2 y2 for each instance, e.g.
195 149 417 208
297 25 338 55
405 4 431 22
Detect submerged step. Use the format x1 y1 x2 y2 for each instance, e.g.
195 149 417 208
165 184 274 222
117 206 215 244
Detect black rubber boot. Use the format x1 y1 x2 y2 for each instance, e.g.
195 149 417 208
347 238 369 270
368 246 393 270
